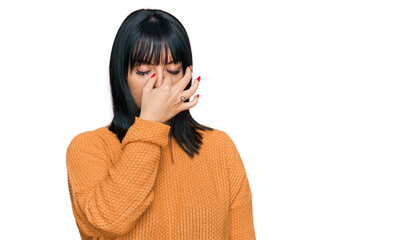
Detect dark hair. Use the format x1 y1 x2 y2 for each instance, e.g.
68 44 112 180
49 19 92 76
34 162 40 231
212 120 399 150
107 8 213 158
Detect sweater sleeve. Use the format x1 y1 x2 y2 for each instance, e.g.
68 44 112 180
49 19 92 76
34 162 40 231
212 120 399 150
66 116 170 238
223 132 256 239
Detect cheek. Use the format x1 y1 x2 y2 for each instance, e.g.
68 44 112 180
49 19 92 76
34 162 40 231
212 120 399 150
173 73 184 84
127 77 146 95
133 82 146 94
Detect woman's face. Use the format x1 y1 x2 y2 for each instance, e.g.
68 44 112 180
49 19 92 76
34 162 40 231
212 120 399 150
127 55 184 109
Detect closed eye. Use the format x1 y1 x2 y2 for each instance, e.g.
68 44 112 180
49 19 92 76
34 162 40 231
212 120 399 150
168 70 181 75
136 70 181 76
136 70 150 76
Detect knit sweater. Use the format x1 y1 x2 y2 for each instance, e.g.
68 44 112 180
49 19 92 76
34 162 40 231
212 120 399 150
66 116 256 239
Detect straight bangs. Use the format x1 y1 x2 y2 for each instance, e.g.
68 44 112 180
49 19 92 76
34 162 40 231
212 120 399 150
127 23 186 73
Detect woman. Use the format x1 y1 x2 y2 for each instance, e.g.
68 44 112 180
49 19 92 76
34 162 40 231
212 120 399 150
66 8 256 239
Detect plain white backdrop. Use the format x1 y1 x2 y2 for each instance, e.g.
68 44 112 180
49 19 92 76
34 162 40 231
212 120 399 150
0 0 414 239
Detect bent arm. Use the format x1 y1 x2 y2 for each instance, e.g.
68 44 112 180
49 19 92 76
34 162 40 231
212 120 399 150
66 117 170 238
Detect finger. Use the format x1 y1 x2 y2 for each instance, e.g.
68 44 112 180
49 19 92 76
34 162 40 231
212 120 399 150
174 65 193 91
181 75 200 100
178 93 199 112
143 73 157 91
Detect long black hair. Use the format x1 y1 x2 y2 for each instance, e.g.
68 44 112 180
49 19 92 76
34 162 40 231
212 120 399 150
107 8 213 158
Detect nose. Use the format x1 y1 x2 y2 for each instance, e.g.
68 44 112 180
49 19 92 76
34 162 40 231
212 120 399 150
154 68 165 88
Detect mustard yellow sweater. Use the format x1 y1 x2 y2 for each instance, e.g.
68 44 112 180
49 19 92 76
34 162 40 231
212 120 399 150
66 116 256 239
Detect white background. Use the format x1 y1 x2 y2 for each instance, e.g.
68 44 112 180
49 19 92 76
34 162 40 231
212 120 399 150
0 0 414 239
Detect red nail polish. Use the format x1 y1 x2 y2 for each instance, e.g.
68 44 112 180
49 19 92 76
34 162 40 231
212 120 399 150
197 76 201 81
151 73 156 78
189 65 192 71
197 94 199 98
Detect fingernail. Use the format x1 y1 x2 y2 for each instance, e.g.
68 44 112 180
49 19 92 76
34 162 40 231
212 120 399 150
197 94 199 98
197 76 201 81
189 65 192 71
151 73 156 78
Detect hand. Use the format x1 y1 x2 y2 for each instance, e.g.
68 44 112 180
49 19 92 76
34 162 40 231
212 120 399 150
139 66 200 123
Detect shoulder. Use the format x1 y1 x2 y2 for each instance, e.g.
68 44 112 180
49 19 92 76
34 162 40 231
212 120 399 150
197 127 239 161
198 126 234 148
67 127 102 144
66 127 111 155
204 127 245 167
66 127 115 168
67 130 93 149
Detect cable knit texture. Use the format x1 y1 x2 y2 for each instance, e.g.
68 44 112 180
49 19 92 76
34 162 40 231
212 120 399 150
66 116 256 239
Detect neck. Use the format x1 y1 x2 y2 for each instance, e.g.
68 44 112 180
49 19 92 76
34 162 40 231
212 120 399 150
164 119 171 126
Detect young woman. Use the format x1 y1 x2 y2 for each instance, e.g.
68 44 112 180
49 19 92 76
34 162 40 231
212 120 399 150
66 8 256 239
